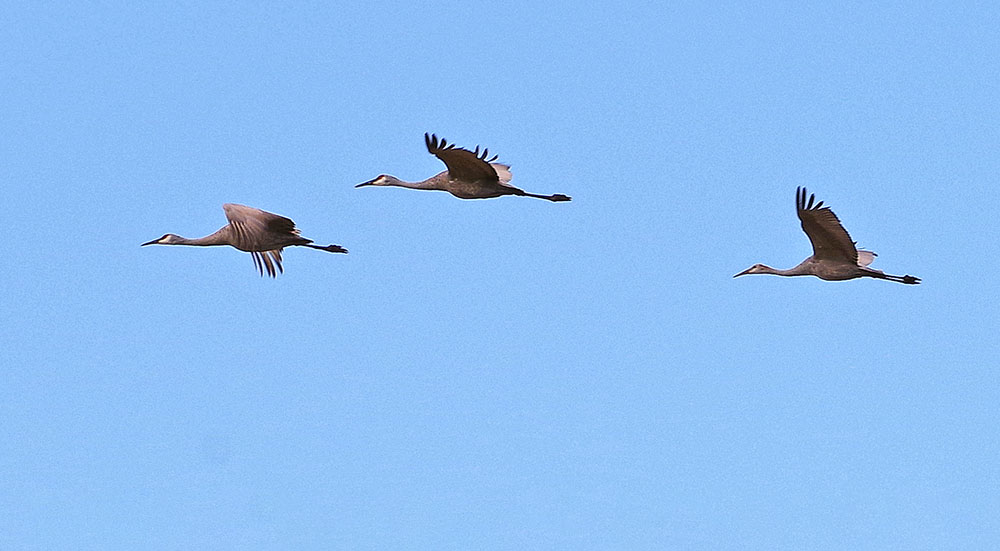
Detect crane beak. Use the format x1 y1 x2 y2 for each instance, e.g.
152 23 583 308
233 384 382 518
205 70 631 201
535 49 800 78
733 267 753 278
141 238 159 246
355 179 375 188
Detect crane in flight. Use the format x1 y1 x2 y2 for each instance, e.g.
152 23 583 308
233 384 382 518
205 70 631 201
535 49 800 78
142 203 347 277
357 133 571 202
735 187 920 284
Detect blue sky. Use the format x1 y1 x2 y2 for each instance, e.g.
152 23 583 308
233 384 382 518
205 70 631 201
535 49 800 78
2 1 999 549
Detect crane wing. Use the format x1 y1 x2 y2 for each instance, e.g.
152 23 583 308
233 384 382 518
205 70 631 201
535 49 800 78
223 203 301 277
424 133 500 182
251 250 283 278
796 187 859 263
223 203 301 241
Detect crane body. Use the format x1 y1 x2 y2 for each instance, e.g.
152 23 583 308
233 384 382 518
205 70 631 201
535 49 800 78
357 133 571 202
142 204 347 277
735 188 920 285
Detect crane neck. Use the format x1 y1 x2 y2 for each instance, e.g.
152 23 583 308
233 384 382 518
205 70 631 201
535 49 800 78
761 264 810 277
174 227 231 246
393 176 441 191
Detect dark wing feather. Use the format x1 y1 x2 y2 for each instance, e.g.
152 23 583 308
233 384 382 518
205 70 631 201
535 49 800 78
223 204 300 241
424 133 499 182
223 204 300 277
796 187 859 263
251 250 283 278
223 203 307 245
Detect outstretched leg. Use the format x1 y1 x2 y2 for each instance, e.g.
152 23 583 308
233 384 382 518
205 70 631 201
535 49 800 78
304 243 348 254
865 268 920 285
516 190 572 202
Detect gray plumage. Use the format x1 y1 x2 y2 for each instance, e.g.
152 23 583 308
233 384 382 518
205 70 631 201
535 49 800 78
356 133 571 201
734 187 920 284
142 203 347 277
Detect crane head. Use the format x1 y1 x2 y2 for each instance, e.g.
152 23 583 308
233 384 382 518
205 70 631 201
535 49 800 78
734 264 770 277
356 174 402 188
142 234 179 246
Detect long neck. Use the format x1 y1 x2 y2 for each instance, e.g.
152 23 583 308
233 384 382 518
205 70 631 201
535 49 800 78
387 174 442 191
761 264 810 277
174 227 231 246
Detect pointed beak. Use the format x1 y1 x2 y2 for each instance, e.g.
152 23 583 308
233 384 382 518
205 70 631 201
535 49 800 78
355 179 376 188
734 267 753 278
141 238 159 246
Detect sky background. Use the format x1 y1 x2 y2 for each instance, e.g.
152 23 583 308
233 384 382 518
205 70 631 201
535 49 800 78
2 1 999 549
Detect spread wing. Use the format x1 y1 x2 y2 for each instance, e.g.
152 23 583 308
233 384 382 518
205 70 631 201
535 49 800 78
424 133 500 182
222 203 303 277
796 187 859 264
223 203 300 241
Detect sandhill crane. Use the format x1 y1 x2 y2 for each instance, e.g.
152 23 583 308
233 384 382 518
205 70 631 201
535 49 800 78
356 133 572 202
142 203 347 277
735 187 920 284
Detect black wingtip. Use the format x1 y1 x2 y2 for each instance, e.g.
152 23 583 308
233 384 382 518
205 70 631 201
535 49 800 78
425 132 442 152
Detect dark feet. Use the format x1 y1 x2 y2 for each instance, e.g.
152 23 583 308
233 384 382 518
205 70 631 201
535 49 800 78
317 244 348 254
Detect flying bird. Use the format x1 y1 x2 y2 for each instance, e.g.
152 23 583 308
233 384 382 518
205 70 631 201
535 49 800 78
142 203 347 277
735 187 920 284
356 133 572 201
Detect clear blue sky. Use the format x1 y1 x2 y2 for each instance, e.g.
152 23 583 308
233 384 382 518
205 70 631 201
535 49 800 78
3 1 999 549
